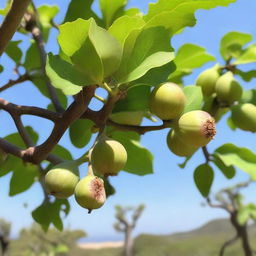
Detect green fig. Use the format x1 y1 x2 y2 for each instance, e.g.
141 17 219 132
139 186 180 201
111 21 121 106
45 161 80 199
166 130 198 157
75 175 106 213
215 72 243 105
231 103 256 132
196 67 220 97
91 137 127 176
110 111 143 125
149 82 186 120
177 110 216 147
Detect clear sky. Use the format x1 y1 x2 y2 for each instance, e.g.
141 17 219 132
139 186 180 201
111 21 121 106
0 0 256 242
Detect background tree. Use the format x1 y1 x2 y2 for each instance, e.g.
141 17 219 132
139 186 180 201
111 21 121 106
10 223 86 256
207 180 256 256
0 219 11 256
114 205 145 256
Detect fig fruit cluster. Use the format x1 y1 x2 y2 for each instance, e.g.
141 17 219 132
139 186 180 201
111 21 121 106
45 136 127 213
167 110 216 156
196 68 242 106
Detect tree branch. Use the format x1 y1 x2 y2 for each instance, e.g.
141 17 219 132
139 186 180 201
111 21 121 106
0 74 30 92
0 98 61 122
219 235 238 256
24 11 63 112
202 146 212 162
206 197 227 210
22 85 96 164
0 0 31 57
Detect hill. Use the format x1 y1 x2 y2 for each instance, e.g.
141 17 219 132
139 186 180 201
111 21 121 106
82 218 256 256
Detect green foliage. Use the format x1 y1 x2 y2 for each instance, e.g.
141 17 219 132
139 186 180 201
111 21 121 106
32 199 70 231
194 164 214 197
215 143 256 180
183 85 203 113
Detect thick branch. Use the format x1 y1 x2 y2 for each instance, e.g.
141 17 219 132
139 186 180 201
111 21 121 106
0 74 30 92
0 0 31 56
22 85 96 164
24 12 63 112
0 98 61 122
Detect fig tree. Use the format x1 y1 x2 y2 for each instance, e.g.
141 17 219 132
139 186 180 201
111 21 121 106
177 110 216 147
215 72 243 105
91 137 127 176
75 174 106 213
149 82 186 120
166 129 198 157
45 161 80 199
196 67 220 97
231 103 256 132
110 111 143 125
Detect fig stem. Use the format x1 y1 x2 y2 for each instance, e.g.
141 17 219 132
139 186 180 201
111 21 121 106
94 94 106 103
102 82 112 94
87 165 94 176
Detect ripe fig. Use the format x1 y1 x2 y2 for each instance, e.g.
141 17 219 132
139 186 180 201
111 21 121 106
110 111 143 125
231 103 256 132
91 137 127 176
177 110 216 147
75 174 106 213
149 82 186 120
215 72 243 105
166 129 198 157
196 67 220 97
45 161 79 199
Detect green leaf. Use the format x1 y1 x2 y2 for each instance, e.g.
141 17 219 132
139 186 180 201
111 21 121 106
63 0 100 23
115 26 174 84
213 153 236 179
194 163 214 197
226 116 237 131
38 5 59 41
9 163 39 196
69 119 94 148
113 85 150 113
169 44 215 83
89 21 122 78
32 199 70 231
110 131 153 175
46 53 88 95
215 143 256 180
235 69 256 82
24 41 41 71
100 0 127 28
5 41 22 63
144 0 235 36
132 62 176 88
237 207 251 225
183 85 203 113
220 31 252 60
59 18 121 81
0 0 11 16
51 145 73 161
0 65 3 73
234 44 256 65
108 16 145 46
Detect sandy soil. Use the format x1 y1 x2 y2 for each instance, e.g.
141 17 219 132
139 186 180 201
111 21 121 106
78 241 124 250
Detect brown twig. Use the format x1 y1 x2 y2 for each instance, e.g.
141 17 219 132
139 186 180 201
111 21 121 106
0 98 61 122
0 74 30 92
24 10 63 112
0 0 31 56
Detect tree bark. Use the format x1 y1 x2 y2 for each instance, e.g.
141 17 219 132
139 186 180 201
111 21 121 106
124 226 133 256
0 236 9 256
230 212 253 256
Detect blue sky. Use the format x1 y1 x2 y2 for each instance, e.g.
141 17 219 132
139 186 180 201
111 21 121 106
0 0 256 242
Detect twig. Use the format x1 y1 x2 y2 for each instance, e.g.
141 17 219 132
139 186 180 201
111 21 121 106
0 0 31 56
0 98 61 122
202 146 212 162
0 74 30 92
24 10 63 112
219 235 238 256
